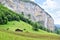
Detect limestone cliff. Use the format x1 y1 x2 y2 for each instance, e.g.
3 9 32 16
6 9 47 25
0 0 55 31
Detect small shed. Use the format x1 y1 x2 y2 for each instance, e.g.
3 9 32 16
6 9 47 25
15 29 23 32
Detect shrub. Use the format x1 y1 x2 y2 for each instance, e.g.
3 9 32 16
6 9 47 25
43 28 47 31
0 17 3 24
7 15 12 21
21 12 24 16
0 17 8 24
15 16 20 21
38 24 43 30
27 14 31 19
32 22 39 31
24 29 26 30
3 17 8 24
47 29 50 32
56 29 60 34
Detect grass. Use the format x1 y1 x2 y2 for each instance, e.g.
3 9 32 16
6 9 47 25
0 20 54 34
0 20 50 33
0 29 60 40
0 30 41 40
0 21 60 40
0 21 32 32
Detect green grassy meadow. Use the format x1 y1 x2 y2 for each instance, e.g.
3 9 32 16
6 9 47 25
0 21 60 40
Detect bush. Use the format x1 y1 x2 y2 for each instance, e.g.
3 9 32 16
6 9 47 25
27 14 31 19
32 22 39 31
0 17 3 24
21 12 24 16
43 28 47 31
10 14 20 21
24 29 26 30
15 16 20 21
56 29 60 34
3 17 8 24
7 15 12 21
47 29 50 32
27 19 32 24
38 24 43 30
0 17 8 24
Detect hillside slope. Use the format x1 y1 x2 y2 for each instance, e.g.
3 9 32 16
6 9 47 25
0 21 60 40
0 3 48 33
0 21 52 34
0 0 55 31
0 21 32 32
0 29 60 40
0 3 60 40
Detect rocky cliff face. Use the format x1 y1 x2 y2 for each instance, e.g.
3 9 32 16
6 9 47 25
0 0 55 31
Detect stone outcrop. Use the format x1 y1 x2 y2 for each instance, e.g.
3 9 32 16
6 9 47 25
0 0 55 31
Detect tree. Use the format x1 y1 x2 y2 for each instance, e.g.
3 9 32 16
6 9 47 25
12 14 20 21
38 24 43 30
28 14 31 19
32 22 39 31
15 16 20 21
3 17 8 24
56 29 60 34
0 16 8 24
0 17 3 24
7 15 12 21
47 29 50 32
21 12 24 16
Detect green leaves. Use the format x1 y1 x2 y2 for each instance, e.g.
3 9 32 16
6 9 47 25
0 4 21 24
